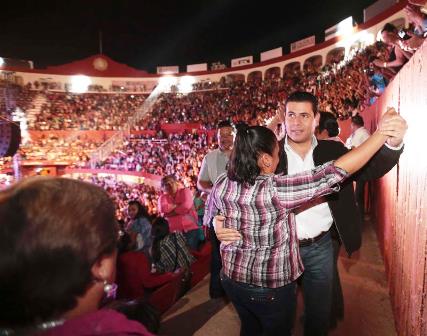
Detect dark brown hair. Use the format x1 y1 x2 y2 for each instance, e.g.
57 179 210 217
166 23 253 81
0 177 118 328
227 124 277 186
285 91 318 116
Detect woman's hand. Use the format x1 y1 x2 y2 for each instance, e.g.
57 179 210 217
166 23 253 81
377 107 408 146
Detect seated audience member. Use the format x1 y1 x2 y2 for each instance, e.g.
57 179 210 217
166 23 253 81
405 3 427 36
158 175 200 250
151 217 195 274
128 200 153 257
316 111 344 143
0 177 152 335
373 23 415 73
205 110 401 336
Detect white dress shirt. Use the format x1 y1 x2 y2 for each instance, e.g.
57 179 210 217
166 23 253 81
284 136 334 239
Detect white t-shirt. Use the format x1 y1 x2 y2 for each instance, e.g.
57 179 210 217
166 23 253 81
198 149 229 187
346 127 370 148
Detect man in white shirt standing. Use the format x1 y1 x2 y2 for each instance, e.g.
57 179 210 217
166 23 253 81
346 114 371 217
197 120 234 299
345 114 370 149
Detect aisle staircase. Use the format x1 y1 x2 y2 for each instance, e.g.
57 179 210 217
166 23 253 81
26 93 48 128
89 92 161 167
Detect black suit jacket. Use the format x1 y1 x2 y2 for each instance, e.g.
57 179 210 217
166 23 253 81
276 139 403 256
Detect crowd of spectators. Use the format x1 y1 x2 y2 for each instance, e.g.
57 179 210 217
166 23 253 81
0 83 36 119
1 9 425 218
75 174 160 220
33 92 147 130
137 81 281 130
5 16 426 134
19 133 101 165
95 132 210 189
370 3 426 81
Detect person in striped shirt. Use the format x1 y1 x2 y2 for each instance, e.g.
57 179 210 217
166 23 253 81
204 109 400 336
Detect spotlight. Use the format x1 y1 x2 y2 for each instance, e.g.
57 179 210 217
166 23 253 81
70 75 91 93
178 76 195 94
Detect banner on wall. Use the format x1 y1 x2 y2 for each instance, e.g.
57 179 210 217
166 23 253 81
290 35 315 53
231 56 253 67
260 47 282 62
186 63 208 72
157 66 179 75
325 16 353 41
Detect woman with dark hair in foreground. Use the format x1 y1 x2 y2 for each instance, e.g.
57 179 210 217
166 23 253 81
0 177 152 335
204 109 400 336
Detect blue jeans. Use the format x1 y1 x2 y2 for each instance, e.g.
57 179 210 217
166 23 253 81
299 232 333 336
221 272 296 336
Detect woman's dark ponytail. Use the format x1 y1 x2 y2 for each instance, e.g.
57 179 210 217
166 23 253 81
227 124 277 186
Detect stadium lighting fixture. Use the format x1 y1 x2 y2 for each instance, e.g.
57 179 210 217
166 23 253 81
178 76 195 94
158 76 178 92
336 23 374 59
70 75 91 93
337 17 354 37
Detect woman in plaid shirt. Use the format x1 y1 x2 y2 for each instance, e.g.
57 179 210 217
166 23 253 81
205 111 398 336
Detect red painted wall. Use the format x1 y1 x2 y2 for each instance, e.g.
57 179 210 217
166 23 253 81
368 41 427 335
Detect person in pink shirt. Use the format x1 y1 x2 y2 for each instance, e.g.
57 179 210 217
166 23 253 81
158 175 199 250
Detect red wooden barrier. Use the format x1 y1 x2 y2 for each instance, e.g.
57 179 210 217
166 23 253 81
368 41 427 336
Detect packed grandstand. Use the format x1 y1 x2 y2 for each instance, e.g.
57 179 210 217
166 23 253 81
0 0 426 334
0 33 417 218
0 1 424 246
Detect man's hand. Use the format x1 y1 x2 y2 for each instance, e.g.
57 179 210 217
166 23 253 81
214 215 241 245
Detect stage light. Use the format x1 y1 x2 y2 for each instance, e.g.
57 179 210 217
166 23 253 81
337 17 354 37
0 57 4 67
336 28 374 60
357 30 375 45
158 76 178 91
70 75 91 93
178 76 195 94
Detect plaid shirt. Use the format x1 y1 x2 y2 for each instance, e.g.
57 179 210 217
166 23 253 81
153 232 195 273
204 161 348 288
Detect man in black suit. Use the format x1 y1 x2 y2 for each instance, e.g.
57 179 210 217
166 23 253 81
215 91 407 336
